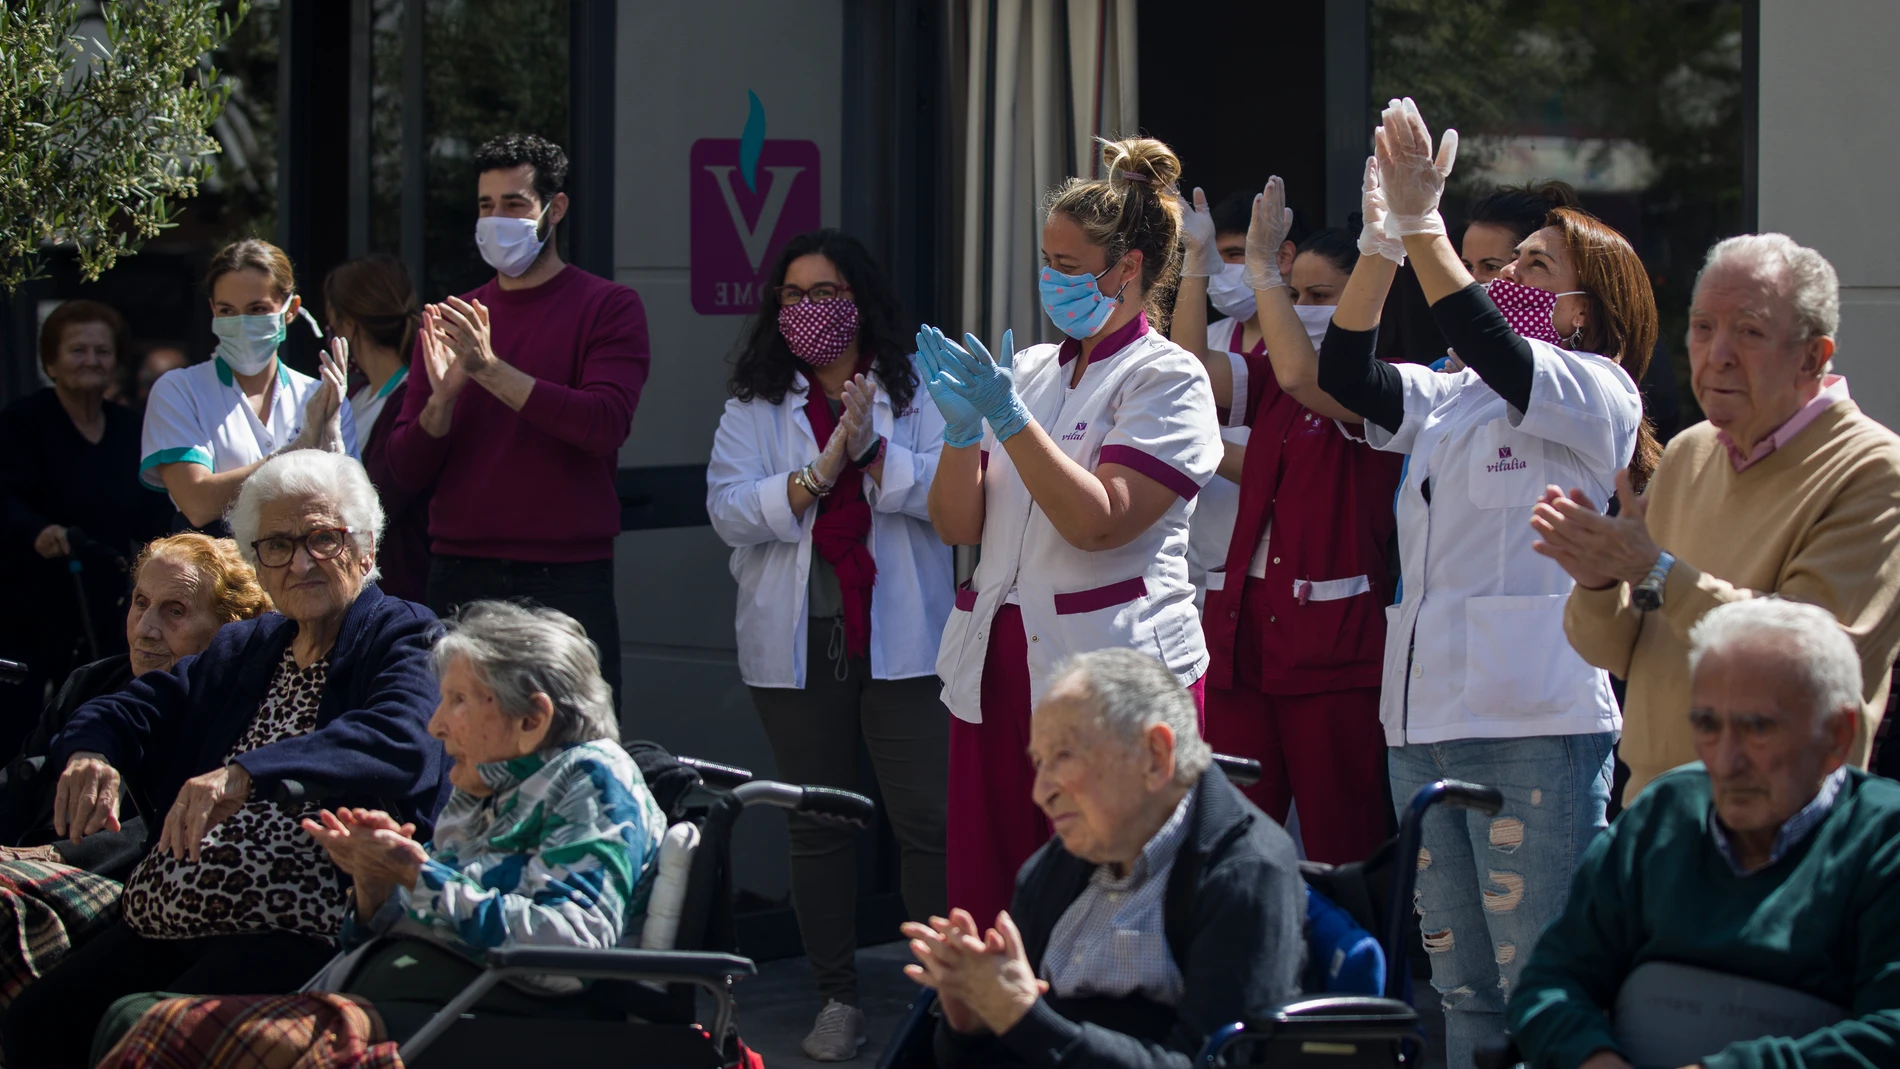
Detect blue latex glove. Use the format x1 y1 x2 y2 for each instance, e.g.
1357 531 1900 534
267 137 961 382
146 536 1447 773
929 326 1031 443
915 330 986 448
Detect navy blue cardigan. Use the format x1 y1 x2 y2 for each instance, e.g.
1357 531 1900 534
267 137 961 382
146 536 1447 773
49 584 451 841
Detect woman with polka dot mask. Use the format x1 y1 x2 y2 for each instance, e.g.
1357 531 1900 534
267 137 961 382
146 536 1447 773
708 228 953 1059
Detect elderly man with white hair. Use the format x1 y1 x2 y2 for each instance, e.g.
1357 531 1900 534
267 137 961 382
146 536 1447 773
1533 232 1900 801
1508 598 1900 1069
903 648 1304 1069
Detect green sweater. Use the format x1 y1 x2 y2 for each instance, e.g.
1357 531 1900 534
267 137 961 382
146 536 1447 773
1510 765 1900 1069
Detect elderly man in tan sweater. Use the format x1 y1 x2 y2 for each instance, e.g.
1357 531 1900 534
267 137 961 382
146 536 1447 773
1529 233 1900 803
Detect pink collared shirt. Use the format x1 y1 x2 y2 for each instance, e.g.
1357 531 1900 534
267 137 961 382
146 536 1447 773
1717 375 1850 472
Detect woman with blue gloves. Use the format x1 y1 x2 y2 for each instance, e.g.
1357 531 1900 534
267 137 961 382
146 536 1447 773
141 239 356 531
918 137 1222 927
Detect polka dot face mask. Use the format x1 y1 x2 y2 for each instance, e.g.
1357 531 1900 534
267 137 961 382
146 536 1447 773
1486 278 1585 348
778 297 861 366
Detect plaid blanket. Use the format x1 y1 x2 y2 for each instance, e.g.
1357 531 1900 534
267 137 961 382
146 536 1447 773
97 992 402 1069
0 852 121 1013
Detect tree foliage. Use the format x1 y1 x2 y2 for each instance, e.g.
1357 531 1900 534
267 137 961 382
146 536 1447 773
0 0 245 291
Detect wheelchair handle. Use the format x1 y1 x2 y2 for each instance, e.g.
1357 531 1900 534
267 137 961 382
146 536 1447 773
731 780 877 827
1211 753 1262 788
1381 778 1505 999
271 778 348 813
0 659 25 685
677 755 754 791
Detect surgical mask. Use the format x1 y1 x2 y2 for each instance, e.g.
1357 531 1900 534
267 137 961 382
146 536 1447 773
1039 264 1128 339
211 297 317 375
1206 262 1257 321
1486 278 1585 348
475 206 550 278
778 298 860 366
1293 303 1335 350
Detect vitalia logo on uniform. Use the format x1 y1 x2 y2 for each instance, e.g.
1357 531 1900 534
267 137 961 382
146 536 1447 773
1060 421 1089 441
690 93 821 315
1486 445 1527 473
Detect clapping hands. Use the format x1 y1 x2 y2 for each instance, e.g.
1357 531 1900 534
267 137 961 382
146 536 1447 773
903 908 1048 1036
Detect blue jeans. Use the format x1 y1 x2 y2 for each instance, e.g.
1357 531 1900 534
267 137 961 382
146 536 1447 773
1387 733 1615 1069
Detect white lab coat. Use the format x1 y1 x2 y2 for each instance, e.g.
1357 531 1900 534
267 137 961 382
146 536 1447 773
1368 338 1640 746
707 358 954 688
936 328 1221 723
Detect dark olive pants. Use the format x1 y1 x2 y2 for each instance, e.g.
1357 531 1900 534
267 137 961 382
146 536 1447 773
749 620 948 1005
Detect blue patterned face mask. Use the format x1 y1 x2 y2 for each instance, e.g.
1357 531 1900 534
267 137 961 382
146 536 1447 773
1039 264 1129 339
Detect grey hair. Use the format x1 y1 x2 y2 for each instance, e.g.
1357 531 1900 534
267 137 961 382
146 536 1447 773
432 600 619 748
1687 598 1862 736
228 451 384 582
1695 233 1840 342
1044 648 1211 786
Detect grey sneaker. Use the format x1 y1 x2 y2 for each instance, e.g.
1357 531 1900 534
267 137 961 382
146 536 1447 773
802 999 867 1061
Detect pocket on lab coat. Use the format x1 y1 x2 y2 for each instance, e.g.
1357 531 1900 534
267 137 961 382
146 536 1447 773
1466 418 1547 510
1464 593 1571 717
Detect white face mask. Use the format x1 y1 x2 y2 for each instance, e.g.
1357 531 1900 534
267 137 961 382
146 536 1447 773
475 205 550 278
1207 261 1257 321
1293 303 1334 350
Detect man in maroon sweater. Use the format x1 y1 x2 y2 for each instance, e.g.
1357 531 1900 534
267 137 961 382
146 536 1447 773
386 133 649 703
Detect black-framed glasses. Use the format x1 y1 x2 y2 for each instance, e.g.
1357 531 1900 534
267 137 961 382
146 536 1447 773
773 283 852 307
252 527 355 568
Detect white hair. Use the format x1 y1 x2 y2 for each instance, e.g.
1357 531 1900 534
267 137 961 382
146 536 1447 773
1695 233 1840 342
228 451 385 582
1687 599 1862 734
433 600 620 748
1045 648 1211 785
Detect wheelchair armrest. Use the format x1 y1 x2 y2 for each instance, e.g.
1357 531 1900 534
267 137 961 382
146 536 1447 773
480 946 757 983
1263 995 1418 1023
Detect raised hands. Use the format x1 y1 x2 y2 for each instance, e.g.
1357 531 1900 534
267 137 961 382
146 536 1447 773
1179 187 1223 279
917 326 1029 443
915 329 987 447
902 908 1048 1036
840 374 880 462
1245 176 1294 291
433 295 498 376
1373 96 1459 238
292 333 350 453
1358 156 1408 264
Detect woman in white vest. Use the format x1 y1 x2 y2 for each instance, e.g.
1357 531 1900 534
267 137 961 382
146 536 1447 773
140 239 354 530
920 137 1221 929
706 229 951 1061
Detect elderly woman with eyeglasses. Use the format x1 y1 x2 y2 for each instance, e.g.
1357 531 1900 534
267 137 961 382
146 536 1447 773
1 450 447 1069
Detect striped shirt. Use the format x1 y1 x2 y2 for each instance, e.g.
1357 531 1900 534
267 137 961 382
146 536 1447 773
1041 791 1194 1005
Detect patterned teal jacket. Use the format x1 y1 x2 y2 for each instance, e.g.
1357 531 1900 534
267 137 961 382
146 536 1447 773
392 738 666 951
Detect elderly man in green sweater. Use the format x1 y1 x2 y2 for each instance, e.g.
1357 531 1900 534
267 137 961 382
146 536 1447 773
1509 598 1900 1069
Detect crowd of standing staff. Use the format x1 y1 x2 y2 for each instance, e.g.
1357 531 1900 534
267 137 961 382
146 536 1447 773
2 90 1898 1067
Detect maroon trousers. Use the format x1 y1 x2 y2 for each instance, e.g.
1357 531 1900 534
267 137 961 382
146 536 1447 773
946 605 1206 927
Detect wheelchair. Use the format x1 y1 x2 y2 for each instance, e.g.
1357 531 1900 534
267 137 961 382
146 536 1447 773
272 740 881 1069
876 761 1504 1069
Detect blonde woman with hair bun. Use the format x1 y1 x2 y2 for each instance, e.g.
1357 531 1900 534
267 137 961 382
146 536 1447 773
915 135 1222 928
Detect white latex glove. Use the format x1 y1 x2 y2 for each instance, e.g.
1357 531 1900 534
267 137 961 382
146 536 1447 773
1374 96 1458 239
841 374 880 460
1243 176 1293 291
1357 155 1407 264
1180 187 1222 278
292 336 350 453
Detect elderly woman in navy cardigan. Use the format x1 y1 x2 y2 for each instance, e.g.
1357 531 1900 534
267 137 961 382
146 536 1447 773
2 450 448 1069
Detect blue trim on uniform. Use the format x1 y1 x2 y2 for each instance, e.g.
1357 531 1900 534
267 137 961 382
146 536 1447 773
138 446 213 490
373 363 408 400
211 355 287 388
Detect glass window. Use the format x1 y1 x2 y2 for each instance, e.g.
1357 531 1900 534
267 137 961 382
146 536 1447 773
1372 0 1745 431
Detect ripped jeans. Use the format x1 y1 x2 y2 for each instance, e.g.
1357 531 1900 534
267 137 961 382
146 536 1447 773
1387 732 1615 1069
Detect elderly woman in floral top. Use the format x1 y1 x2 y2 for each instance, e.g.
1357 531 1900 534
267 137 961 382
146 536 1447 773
301 600 666 1040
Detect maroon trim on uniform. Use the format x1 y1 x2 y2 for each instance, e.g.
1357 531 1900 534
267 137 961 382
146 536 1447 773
1052 576 1147 615
954 582 978 612
1099 444 1200 501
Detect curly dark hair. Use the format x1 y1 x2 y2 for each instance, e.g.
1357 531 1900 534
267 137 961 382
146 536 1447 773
727 229 918 414
472 133 569 205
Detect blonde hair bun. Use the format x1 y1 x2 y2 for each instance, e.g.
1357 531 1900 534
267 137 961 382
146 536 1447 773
1100 137 1182 194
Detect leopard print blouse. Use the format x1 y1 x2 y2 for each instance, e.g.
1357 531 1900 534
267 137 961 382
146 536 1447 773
121 647 349 941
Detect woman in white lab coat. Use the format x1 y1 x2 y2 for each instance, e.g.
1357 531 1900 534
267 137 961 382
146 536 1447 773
1310 100 1657 1069
919 137 1221 930
706 229 951 1059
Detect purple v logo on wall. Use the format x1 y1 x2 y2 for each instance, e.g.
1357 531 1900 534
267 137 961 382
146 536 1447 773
690 96 820 315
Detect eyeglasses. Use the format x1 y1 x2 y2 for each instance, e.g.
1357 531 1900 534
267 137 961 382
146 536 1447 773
774 283 852 307
252 527 355 568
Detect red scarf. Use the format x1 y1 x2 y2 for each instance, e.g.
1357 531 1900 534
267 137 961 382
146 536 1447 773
803 366 877 660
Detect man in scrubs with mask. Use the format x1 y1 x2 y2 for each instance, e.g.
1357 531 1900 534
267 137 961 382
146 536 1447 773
385 132 651 704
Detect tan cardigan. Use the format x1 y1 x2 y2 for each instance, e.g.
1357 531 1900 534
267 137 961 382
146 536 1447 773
1565 398 1900 801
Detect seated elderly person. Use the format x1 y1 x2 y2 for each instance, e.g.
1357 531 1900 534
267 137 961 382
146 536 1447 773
0 532 270 870
906 648 1305 1069
0 450 446 1069
290 601 665 1041
1510 598 1900 1069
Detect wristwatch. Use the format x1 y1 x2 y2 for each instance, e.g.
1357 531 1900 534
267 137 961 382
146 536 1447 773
854 435 884 467
1631 551 1676 612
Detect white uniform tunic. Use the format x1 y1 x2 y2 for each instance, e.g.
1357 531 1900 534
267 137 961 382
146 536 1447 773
1368 338 1639 746
936 323 1221 723
139 357 359 497
1185 319 1251 604
707 357 954 688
